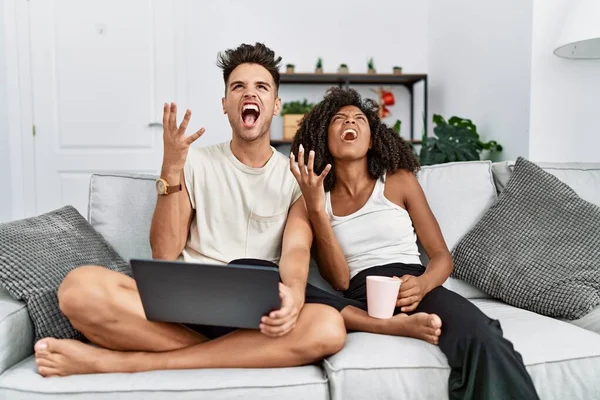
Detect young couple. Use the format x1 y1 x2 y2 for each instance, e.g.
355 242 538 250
33 42 539 399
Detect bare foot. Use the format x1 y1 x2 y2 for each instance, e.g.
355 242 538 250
34 338 126 377
384 313 442 345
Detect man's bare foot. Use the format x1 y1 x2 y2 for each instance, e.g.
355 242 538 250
383 313 442 345
34 338 126 377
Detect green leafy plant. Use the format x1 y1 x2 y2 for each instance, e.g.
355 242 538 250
316 57 323 69
419 115 503 166
392 119 401 134
286 64 295 68
367 58 375 70
281 99 314 116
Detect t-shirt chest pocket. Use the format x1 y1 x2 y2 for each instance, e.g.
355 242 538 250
246 210 288 263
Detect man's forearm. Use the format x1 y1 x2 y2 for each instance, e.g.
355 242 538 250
278 247 311 305
149 168 185 260
309 210 350 291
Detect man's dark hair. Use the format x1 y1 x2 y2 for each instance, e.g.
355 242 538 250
291 87 420 192
216 42 282 95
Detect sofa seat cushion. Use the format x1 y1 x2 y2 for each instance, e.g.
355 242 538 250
475 299 600 399
0 357 329 400
324 299 600 400
0 287 34 376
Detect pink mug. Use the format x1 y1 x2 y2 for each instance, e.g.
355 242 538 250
366 276 401 319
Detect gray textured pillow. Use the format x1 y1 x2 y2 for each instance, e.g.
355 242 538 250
0 206 132 341
452 157 600 320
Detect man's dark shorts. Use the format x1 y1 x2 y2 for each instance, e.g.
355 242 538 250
184 258 354 339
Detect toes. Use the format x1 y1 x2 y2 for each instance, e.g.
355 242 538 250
426 335 440 345
37 366 59 377
34 339 50 353
429 314 442 329
36 357 55 368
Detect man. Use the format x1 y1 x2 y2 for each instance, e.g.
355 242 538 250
33 43 346 377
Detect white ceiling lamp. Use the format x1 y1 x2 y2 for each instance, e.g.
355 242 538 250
554 0 600 59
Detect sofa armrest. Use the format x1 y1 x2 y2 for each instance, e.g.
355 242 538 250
0 286 34 376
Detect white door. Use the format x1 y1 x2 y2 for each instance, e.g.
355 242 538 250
29 0 184 217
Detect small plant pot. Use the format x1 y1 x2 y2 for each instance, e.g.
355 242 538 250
283 114 304 141
368 68 376 74
315 67 323 74
338 66 349 74
286 66 295 74
393 67 403 75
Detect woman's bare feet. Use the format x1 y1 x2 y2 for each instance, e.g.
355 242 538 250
34 338 127 377
384 313 442 345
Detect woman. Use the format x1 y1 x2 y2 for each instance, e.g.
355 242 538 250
290 88 539 400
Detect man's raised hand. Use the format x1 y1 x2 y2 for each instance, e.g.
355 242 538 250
162 102 205 173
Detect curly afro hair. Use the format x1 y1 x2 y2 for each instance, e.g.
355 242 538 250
291 87 419 192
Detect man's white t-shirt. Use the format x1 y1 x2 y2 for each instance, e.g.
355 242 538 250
182 141 302 265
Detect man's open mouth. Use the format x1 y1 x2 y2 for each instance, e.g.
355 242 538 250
241 103 260 127
341 128 358 142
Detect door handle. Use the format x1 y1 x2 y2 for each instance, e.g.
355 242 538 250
148 122 163 128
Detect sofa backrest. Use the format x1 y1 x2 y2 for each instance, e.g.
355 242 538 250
492 161 600 207
88 173 157 263
416 161 497 253
88 160 600 299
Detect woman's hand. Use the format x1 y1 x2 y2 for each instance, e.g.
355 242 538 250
396 275 428 312
289 144 332 215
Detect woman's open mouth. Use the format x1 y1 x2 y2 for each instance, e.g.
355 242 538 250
241 103 260 128
341 128 358 142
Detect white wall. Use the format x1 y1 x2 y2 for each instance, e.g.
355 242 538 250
0 0 12 223
529 0 600 162
427 0 533 161
182 0 429 147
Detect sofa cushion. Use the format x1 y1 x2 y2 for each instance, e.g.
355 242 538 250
416 161 496 300
0 206 132 342
323 299 600 400
492 161 600 206
0 357 329 400
453 157 600 320
0 287 34 376
88 173 158 262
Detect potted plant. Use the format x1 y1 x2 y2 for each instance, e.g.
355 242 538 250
419 114 503 166
393 66 403 75
338 63 349 74
286 64 295 74
367 58 376 74
315 57 323 73
280 99 315 141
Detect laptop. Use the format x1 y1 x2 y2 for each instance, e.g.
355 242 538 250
130 259 281 329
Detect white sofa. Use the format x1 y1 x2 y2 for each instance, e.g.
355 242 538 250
1 160 600 399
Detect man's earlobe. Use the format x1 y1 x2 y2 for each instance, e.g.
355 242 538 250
274 97 282 116
222 97 227 114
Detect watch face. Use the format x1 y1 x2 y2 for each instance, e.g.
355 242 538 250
156 179 166 194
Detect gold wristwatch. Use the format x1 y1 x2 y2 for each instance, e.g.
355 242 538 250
156 178 182 195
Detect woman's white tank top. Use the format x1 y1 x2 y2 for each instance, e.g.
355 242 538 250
325 174 422 278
